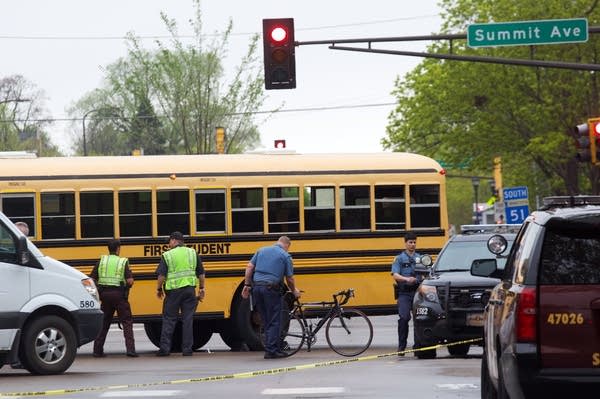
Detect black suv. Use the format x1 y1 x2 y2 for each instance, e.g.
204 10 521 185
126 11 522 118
472 196 600 398
412 224 518 359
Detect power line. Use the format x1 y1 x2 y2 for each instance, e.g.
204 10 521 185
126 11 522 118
1 102 396 124
0 15 439 41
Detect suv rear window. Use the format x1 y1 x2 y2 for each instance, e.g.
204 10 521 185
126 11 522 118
540 219 600 285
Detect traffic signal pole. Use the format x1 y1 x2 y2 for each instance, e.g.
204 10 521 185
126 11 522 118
295 26 600 72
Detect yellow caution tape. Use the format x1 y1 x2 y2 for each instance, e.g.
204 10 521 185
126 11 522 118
0 338 482 397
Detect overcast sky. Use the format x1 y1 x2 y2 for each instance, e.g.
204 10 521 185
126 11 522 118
0 0 443 155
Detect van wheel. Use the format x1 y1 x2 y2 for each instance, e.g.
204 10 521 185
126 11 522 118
481 349 498 399
234 297 264 351
20 316 77 375
448 343 470 357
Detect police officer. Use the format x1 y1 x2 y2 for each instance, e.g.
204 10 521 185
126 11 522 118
155 231 205 356
91 239 137 357
241 236 301 359
391 231 421 356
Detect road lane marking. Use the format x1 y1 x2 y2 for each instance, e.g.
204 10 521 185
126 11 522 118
100 391 183 397
262 387 345 395
435 383 478 390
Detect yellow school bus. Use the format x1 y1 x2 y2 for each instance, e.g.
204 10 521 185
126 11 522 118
0 151 448 351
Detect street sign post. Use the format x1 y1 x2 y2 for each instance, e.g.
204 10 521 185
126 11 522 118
503 186 529 224
467 18 588 48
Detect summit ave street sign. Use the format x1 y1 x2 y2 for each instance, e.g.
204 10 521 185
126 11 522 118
468 18 588 48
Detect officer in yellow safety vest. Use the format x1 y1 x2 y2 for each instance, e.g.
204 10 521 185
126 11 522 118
155 231 205 356
90 239 137 357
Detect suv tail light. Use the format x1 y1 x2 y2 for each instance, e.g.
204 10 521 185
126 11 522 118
516 287 537 342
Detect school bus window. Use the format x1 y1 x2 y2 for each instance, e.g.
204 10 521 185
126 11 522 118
268 187 299 233
0 223 17 263
41 192 75 239
1 195 36 237
409 185 440 228
304 186 335 232
157 190 189 236
340 185 370 230
195 189 226 233
80 191 114 238
231 188 263 234
119 191 152 237
375 185 405 230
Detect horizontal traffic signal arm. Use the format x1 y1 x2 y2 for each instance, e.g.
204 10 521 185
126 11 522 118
297 27 600 71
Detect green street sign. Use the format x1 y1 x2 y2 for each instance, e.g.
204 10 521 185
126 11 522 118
467 18 588 48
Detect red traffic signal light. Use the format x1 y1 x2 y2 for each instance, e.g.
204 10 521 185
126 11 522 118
270 27 287 43
589 117 600 165
262 18 296 90
573 118 600 165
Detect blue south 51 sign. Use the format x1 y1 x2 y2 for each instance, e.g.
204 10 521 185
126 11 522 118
503 186 529 224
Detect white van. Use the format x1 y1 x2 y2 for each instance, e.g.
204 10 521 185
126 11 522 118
0 212 102 375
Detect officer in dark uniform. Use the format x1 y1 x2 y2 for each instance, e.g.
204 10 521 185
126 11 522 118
391 231 421 356
241 236 301 359
91 239 137 357
155 231 205 356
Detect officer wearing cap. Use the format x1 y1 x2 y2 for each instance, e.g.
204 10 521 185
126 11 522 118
391 231 421 356
90 239 137 357
155 231 205 356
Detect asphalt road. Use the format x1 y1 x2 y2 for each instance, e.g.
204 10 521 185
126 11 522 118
0 315 483 399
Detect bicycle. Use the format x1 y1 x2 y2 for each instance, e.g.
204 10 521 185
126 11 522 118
278 288 373 357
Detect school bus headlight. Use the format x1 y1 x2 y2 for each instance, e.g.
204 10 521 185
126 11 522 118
418 285 439 303
82 278 99 302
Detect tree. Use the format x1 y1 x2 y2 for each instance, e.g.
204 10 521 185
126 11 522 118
69 0 265 155
0 75 60 156
384 0 600 211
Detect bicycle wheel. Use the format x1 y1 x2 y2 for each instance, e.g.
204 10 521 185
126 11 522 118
325 308 373 357
280 312 306 357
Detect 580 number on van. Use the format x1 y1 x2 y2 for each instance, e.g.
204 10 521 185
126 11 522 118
80 300 96 309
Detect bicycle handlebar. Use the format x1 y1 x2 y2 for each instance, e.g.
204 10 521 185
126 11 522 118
284 288 355 306
334 289 354 306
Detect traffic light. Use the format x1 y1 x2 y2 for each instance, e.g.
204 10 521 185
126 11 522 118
262 18 296 90
215 126 225 154
588 117 600 165
574 122 592 163
493 156 502 197
574 118 600 164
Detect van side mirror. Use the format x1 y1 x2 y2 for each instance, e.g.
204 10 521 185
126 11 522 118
470 258 498 278
17 236 30 265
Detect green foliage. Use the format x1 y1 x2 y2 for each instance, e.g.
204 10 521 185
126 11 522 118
69 0 265 155
385 0 600 206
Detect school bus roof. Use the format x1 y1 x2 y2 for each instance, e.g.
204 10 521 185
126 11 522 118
0 152 443 178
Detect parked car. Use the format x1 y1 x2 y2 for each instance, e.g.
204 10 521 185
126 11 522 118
412 224 518 359
472 196 600 398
